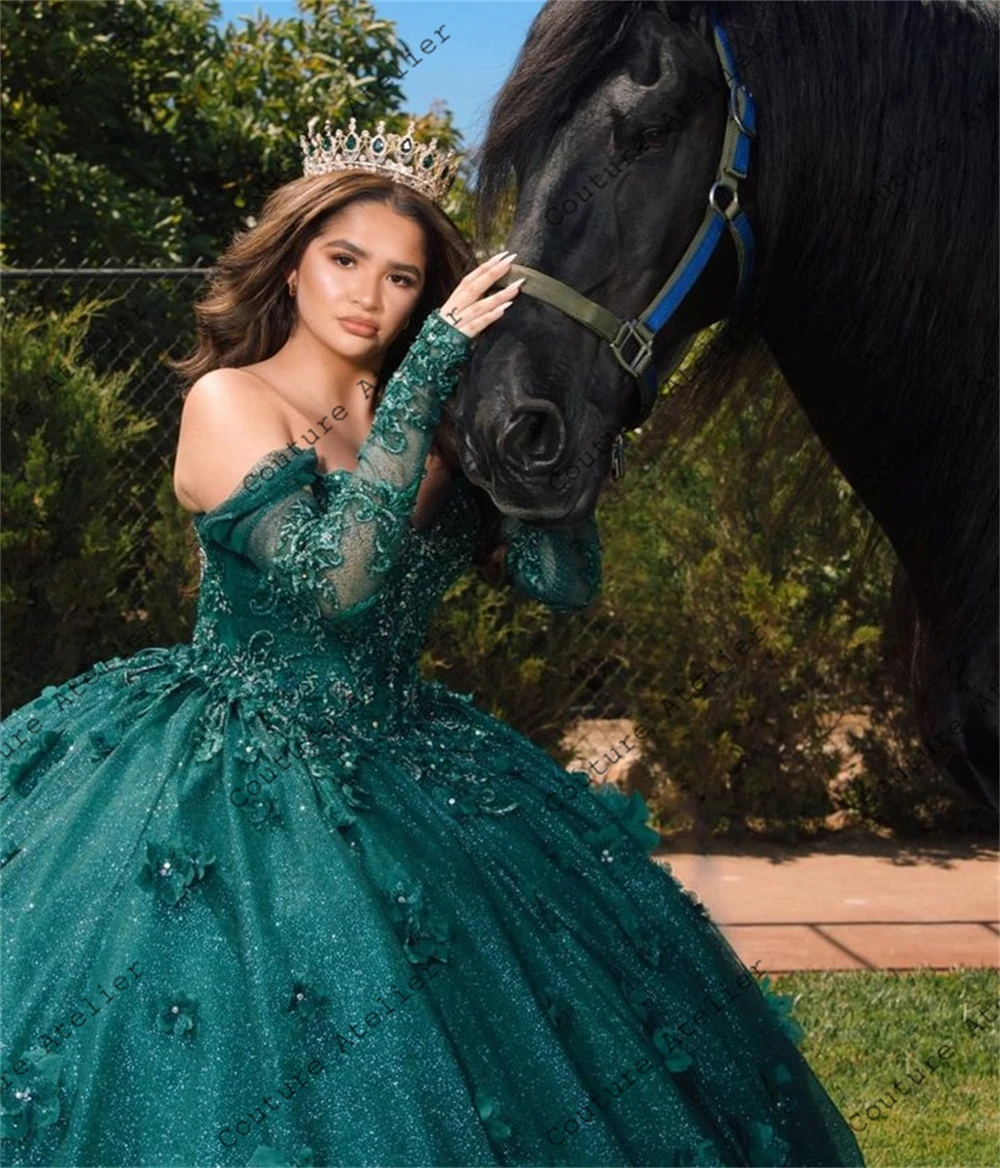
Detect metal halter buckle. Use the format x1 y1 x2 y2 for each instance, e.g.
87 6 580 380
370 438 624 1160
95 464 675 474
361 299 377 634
610 319 655 378
730 83 756 138
610 432 626 482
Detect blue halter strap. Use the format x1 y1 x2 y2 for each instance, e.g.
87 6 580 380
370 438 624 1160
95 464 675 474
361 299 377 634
616 4 757 415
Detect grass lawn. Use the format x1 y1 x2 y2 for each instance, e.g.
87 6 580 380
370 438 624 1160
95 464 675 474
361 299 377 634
772 968 999 1167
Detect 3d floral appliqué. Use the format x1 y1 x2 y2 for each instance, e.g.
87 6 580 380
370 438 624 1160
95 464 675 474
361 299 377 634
285 980 329 1024
155 992 199 1038
0 1048 63 1141
249 1143 315 1166
385 867 452 966
538 985 574 1032
137 837 215 907
476 1090 513 1143
758 976 806 1047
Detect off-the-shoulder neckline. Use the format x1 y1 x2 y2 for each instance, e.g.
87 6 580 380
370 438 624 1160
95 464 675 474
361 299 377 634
191 443 470 539
190 312 471 527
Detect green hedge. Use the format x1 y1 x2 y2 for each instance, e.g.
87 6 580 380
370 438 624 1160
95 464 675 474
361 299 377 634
1 298 197 714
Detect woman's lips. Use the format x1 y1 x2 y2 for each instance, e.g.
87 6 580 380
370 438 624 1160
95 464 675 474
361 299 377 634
339 318 377 337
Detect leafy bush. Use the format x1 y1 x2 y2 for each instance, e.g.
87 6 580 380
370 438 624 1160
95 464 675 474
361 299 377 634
0 298 198 715
607 341 985 838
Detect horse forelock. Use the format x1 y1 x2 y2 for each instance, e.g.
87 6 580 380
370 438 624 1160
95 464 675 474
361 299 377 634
474 0 647 243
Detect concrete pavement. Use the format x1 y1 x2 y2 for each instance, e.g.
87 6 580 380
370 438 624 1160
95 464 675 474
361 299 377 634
653 837 999 972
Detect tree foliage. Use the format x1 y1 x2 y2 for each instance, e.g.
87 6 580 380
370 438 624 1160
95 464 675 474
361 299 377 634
1 0 471 266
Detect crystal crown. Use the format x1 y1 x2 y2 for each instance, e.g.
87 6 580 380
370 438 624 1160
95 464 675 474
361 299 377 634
300 116 458 203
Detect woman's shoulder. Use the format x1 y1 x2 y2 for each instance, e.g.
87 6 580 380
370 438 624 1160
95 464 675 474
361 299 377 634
173 367 296 516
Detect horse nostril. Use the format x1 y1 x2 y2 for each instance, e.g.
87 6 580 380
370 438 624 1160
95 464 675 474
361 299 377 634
498 399 566 469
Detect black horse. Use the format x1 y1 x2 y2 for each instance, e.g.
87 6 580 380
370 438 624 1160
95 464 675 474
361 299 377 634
455 0 998 810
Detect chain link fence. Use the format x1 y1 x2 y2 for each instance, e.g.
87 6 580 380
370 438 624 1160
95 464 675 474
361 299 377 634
1 262 210 491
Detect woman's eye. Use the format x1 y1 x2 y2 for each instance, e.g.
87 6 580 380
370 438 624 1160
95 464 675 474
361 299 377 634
333 255 413 286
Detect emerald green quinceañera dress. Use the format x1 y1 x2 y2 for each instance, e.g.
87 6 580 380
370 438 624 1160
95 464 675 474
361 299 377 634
0 312 863 1167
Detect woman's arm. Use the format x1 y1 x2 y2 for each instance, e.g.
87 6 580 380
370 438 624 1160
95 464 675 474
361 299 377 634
199 252 525 624
498 512 602 611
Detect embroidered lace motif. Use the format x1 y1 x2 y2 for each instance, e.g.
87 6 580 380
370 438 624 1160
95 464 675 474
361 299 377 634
501 513 602 610
212 311 471 624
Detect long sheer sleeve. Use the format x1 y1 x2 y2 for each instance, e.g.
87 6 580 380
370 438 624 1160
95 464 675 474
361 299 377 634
214 311 471 625
499 512 602 611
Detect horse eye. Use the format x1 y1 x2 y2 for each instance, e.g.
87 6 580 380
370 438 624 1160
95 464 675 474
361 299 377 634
635 125 671 150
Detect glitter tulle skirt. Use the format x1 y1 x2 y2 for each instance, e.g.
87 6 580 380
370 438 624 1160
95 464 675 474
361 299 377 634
0 646 863 1166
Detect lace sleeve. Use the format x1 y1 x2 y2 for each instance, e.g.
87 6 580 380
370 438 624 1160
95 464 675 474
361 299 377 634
217 311 471 624
499 513 602 611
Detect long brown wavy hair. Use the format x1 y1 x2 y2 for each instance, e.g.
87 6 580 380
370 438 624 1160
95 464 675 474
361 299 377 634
172 171 504 583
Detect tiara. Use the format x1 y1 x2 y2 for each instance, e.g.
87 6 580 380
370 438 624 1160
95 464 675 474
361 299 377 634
300 116 459 203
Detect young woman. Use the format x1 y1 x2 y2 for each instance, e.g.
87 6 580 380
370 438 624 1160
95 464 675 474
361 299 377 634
0 121 863 1166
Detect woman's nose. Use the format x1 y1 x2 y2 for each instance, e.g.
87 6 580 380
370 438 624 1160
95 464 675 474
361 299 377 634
352 275 381 309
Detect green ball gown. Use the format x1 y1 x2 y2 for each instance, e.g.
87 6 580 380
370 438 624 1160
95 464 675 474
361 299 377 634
0 312 864 1167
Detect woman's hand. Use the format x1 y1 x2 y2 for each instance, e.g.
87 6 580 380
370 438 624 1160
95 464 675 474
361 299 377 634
437 250 525 339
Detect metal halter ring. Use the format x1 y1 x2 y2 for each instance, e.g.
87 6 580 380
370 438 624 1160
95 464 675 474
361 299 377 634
708 180 741 220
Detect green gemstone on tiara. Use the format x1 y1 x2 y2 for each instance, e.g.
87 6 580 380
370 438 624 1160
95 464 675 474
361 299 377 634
300 115 455 198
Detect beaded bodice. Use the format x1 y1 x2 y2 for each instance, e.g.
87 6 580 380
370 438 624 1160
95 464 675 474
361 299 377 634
187 443 480 743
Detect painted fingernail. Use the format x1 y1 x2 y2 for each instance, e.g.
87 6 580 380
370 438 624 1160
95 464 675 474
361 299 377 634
493 250 510 260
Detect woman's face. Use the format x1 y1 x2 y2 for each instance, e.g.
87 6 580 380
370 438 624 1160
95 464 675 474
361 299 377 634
289 200 426 361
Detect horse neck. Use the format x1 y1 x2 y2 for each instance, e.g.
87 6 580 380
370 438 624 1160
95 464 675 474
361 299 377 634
726 0 997 611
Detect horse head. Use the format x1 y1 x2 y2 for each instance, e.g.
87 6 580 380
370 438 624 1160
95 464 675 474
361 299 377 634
457 1 760 521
